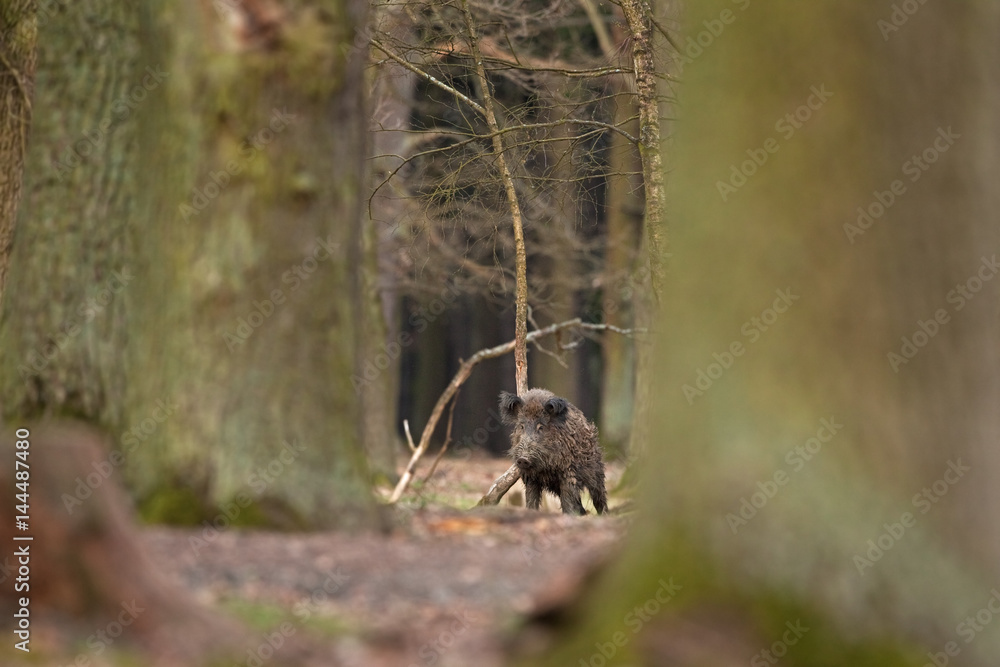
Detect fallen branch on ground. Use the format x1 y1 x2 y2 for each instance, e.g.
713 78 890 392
387 318 646 504
475 463 521 507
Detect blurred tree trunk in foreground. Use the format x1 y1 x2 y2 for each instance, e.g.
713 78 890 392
0 0 136 424
0 0 35 303
129 0 380 527
527 2 1000 666
0 0 382 529
0 425 252 665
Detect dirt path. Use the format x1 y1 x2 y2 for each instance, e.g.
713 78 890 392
141 457 630 667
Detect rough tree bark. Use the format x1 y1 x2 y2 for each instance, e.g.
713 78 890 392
1 0 382 529
619 0 664 463
128 0 380 528
0 0 137 425
523 2 1000 665
619 0 664 269
0 0 35 304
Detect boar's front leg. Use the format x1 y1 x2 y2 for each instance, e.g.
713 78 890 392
558 478 586 515
524 478 542 510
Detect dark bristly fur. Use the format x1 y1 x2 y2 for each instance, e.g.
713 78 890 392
499 388 607 515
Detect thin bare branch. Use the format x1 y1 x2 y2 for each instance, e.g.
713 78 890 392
403 418 416 452
370 37 486 116
577 0 615 57
422 388 460 483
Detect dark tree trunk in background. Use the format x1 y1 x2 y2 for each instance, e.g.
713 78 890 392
363 0 421 479
599 70 644 459
400 299 450 444
128 0 380 528
449 298 510 455
526 2 1000 666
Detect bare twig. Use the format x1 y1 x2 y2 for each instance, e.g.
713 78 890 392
577 0 615 57
422 388 460 483
403 419 416 452
532 339 570 368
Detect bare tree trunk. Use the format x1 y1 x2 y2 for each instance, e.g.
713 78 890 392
619 0 664 271
355 174 398 481
459 0 529 397
0 0 35 304
531 115 582 404
1 0 381 529
619 0 666 464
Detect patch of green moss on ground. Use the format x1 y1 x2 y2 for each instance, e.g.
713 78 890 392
219 599 352 638
221 498 271 528
138 485 306 529
138 485 206 525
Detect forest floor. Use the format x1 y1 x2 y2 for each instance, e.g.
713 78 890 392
141 454 632 667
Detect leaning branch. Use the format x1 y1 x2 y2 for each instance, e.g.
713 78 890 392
476 464 521 507
388 319 646 504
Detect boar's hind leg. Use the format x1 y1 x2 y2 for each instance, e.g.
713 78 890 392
588 482 608 515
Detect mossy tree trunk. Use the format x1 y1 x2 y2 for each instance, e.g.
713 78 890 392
0 0 138 424
128 0 380 528
527 2 1000 666
0 0 35 303
1 0 381 529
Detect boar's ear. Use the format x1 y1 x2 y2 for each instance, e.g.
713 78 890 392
498 391 522 424
544 397 568 421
